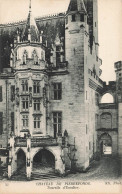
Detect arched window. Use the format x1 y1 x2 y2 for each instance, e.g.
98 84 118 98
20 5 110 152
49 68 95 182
32 50 38 65
23 50 28 65
101 93 114 103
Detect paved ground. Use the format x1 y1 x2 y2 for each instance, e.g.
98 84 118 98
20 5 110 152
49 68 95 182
64 155 121 181
0 155 121 181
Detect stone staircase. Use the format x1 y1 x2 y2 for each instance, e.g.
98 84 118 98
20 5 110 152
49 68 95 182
31 171 59 180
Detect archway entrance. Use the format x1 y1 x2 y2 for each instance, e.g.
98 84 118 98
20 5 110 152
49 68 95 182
99 133 112 155
33 149 55 174
17 149 26 174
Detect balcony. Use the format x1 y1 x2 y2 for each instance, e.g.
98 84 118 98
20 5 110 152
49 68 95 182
15 137 27 147
31 137 58 147
14 136 58 147
48 61 68 71
15 59 46 70
88 69 103 86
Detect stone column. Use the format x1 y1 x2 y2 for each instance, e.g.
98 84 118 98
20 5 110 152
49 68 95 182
26 135 31 179
55 148 65 175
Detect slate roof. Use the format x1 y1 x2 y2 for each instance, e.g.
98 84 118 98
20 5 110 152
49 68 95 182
67 0 87 13
22 6 40 41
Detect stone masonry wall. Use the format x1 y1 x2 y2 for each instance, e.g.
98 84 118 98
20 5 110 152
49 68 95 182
0 76 14 148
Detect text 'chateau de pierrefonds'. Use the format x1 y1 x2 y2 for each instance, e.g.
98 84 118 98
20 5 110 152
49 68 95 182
0 0 122 179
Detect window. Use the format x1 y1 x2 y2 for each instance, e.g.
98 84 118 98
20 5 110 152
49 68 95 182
53 83 62 100
11 112 14 132
34 116 40 129
34 99 40 111
80 14 84 22
0 112 3 135
22 115 29 128
33 81 40 94
22 97 29 111
72 14 76 22
21 80 28 92
32 50 38 65
53 112 62 138
11 85 15 101
0 86 2 102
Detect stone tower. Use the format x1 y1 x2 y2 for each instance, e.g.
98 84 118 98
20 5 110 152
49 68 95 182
65 0 91 169
10 3 47 138
65 0 102 169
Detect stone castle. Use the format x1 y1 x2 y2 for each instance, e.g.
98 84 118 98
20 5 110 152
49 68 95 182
0 0 121 179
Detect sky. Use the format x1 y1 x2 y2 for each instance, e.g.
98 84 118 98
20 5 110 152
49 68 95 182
0 0 122 82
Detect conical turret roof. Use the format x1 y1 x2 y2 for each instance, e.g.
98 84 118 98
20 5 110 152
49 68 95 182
22 0 39 41
67 0 87 13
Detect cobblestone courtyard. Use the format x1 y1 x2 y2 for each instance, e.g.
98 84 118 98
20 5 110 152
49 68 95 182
65 156 121 181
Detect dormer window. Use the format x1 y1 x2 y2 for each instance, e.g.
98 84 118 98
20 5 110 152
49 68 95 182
23 50 28 65
72 14 76 22
80 14 84 22
32 50 38 65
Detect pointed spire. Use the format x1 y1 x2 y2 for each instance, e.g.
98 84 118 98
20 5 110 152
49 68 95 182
29 0 31 12
67 0 87 13
22 0 39 42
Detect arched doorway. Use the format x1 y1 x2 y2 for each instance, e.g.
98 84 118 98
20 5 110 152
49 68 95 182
99 133 112 155
33 149 55 174
17 149 26 173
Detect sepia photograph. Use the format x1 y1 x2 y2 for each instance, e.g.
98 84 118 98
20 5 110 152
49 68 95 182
0 0 122 193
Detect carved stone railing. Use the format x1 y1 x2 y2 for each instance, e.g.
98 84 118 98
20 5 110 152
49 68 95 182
14 131 69 148
31 137 58 147
48 61 68 71
15 137 27 147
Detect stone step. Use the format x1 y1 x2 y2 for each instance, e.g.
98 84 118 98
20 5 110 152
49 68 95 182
31 172 59 180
